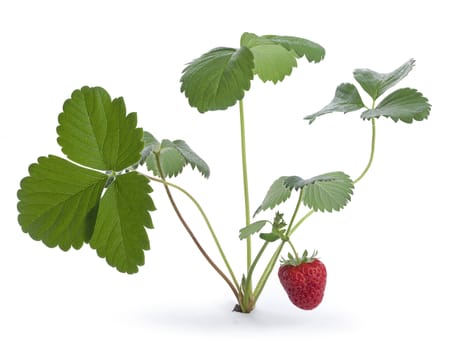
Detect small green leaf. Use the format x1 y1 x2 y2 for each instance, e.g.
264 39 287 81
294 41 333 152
90 172 155 274
57 86 144 171
305 83 365 124
284 172 354 212
254 177 292 216
353 59 415 100
173 140 210 178
361 88 431 123
146 140 186 178
17 155 107 250
239 220 270 240
259 233 280 242
180 47 254 113
145 138 210 178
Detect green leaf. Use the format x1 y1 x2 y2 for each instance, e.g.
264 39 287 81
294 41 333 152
180 47 254 113
240 32 325 83
145 138 210 178
259 233 280 242
239 220 270 240
146 140 186 178
173 140 210 178
260 35 325 63
353 59 415 100
284 172 354 212
90 172 155 274
361 88 431 123
305 83 366 123
17 155 107 250
249 44 297 83
254 177 292 216
57 86 144 171
139 131 160 166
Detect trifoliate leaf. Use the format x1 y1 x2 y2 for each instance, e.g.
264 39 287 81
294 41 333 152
241 32 325 83
90 172 155 274
305 83 366 124
57 86 144 171
180 47 254 113
173 140 210 178
254 177 292 216
17 155 107 250
361 88 431 123
353 59 415 100
239 220 270 240
284 172 354 212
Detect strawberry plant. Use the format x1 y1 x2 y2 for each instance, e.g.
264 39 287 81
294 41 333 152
17 32 430 314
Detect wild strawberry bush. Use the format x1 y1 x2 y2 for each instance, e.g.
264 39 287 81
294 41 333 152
17 32 430 313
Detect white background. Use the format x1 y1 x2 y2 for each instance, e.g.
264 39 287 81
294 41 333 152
1 0 459 348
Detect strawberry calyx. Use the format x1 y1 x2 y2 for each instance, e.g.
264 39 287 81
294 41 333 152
280 249 318 266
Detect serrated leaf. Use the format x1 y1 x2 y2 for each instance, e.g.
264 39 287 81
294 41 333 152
284 172 354 212
57 86 144 171
361 88 431 123
353 59 415 100
305 83 366 123
180 47 254 113
254 177 292 216
90 172 155 274
145 140 186 178
239 220 269 240
17 155 107 250
173 140 210 178
241 32 325 83
260 35 325 63
249 44 298 83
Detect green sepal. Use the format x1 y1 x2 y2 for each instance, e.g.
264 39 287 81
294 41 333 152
17 155 108 250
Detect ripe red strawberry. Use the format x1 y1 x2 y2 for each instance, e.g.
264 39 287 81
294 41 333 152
278 250 327 310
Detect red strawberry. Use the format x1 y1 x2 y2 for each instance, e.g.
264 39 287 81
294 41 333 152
278 250 327 310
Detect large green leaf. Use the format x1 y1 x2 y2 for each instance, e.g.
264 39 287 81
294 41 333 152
180 47 254 113
284 172 354 212
241 32 325 83
254 177 292 216
17 155 107 250
57 86 144 171
90 172 155 274
353 59 415 100
305 83 366 124
361 88 431 123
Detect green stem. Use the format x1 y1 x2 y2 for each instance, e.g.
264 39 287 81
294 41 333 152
246 241 269 285
239 99 252 274
354 118 376 185
144 170 240 300
253 189 304 302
